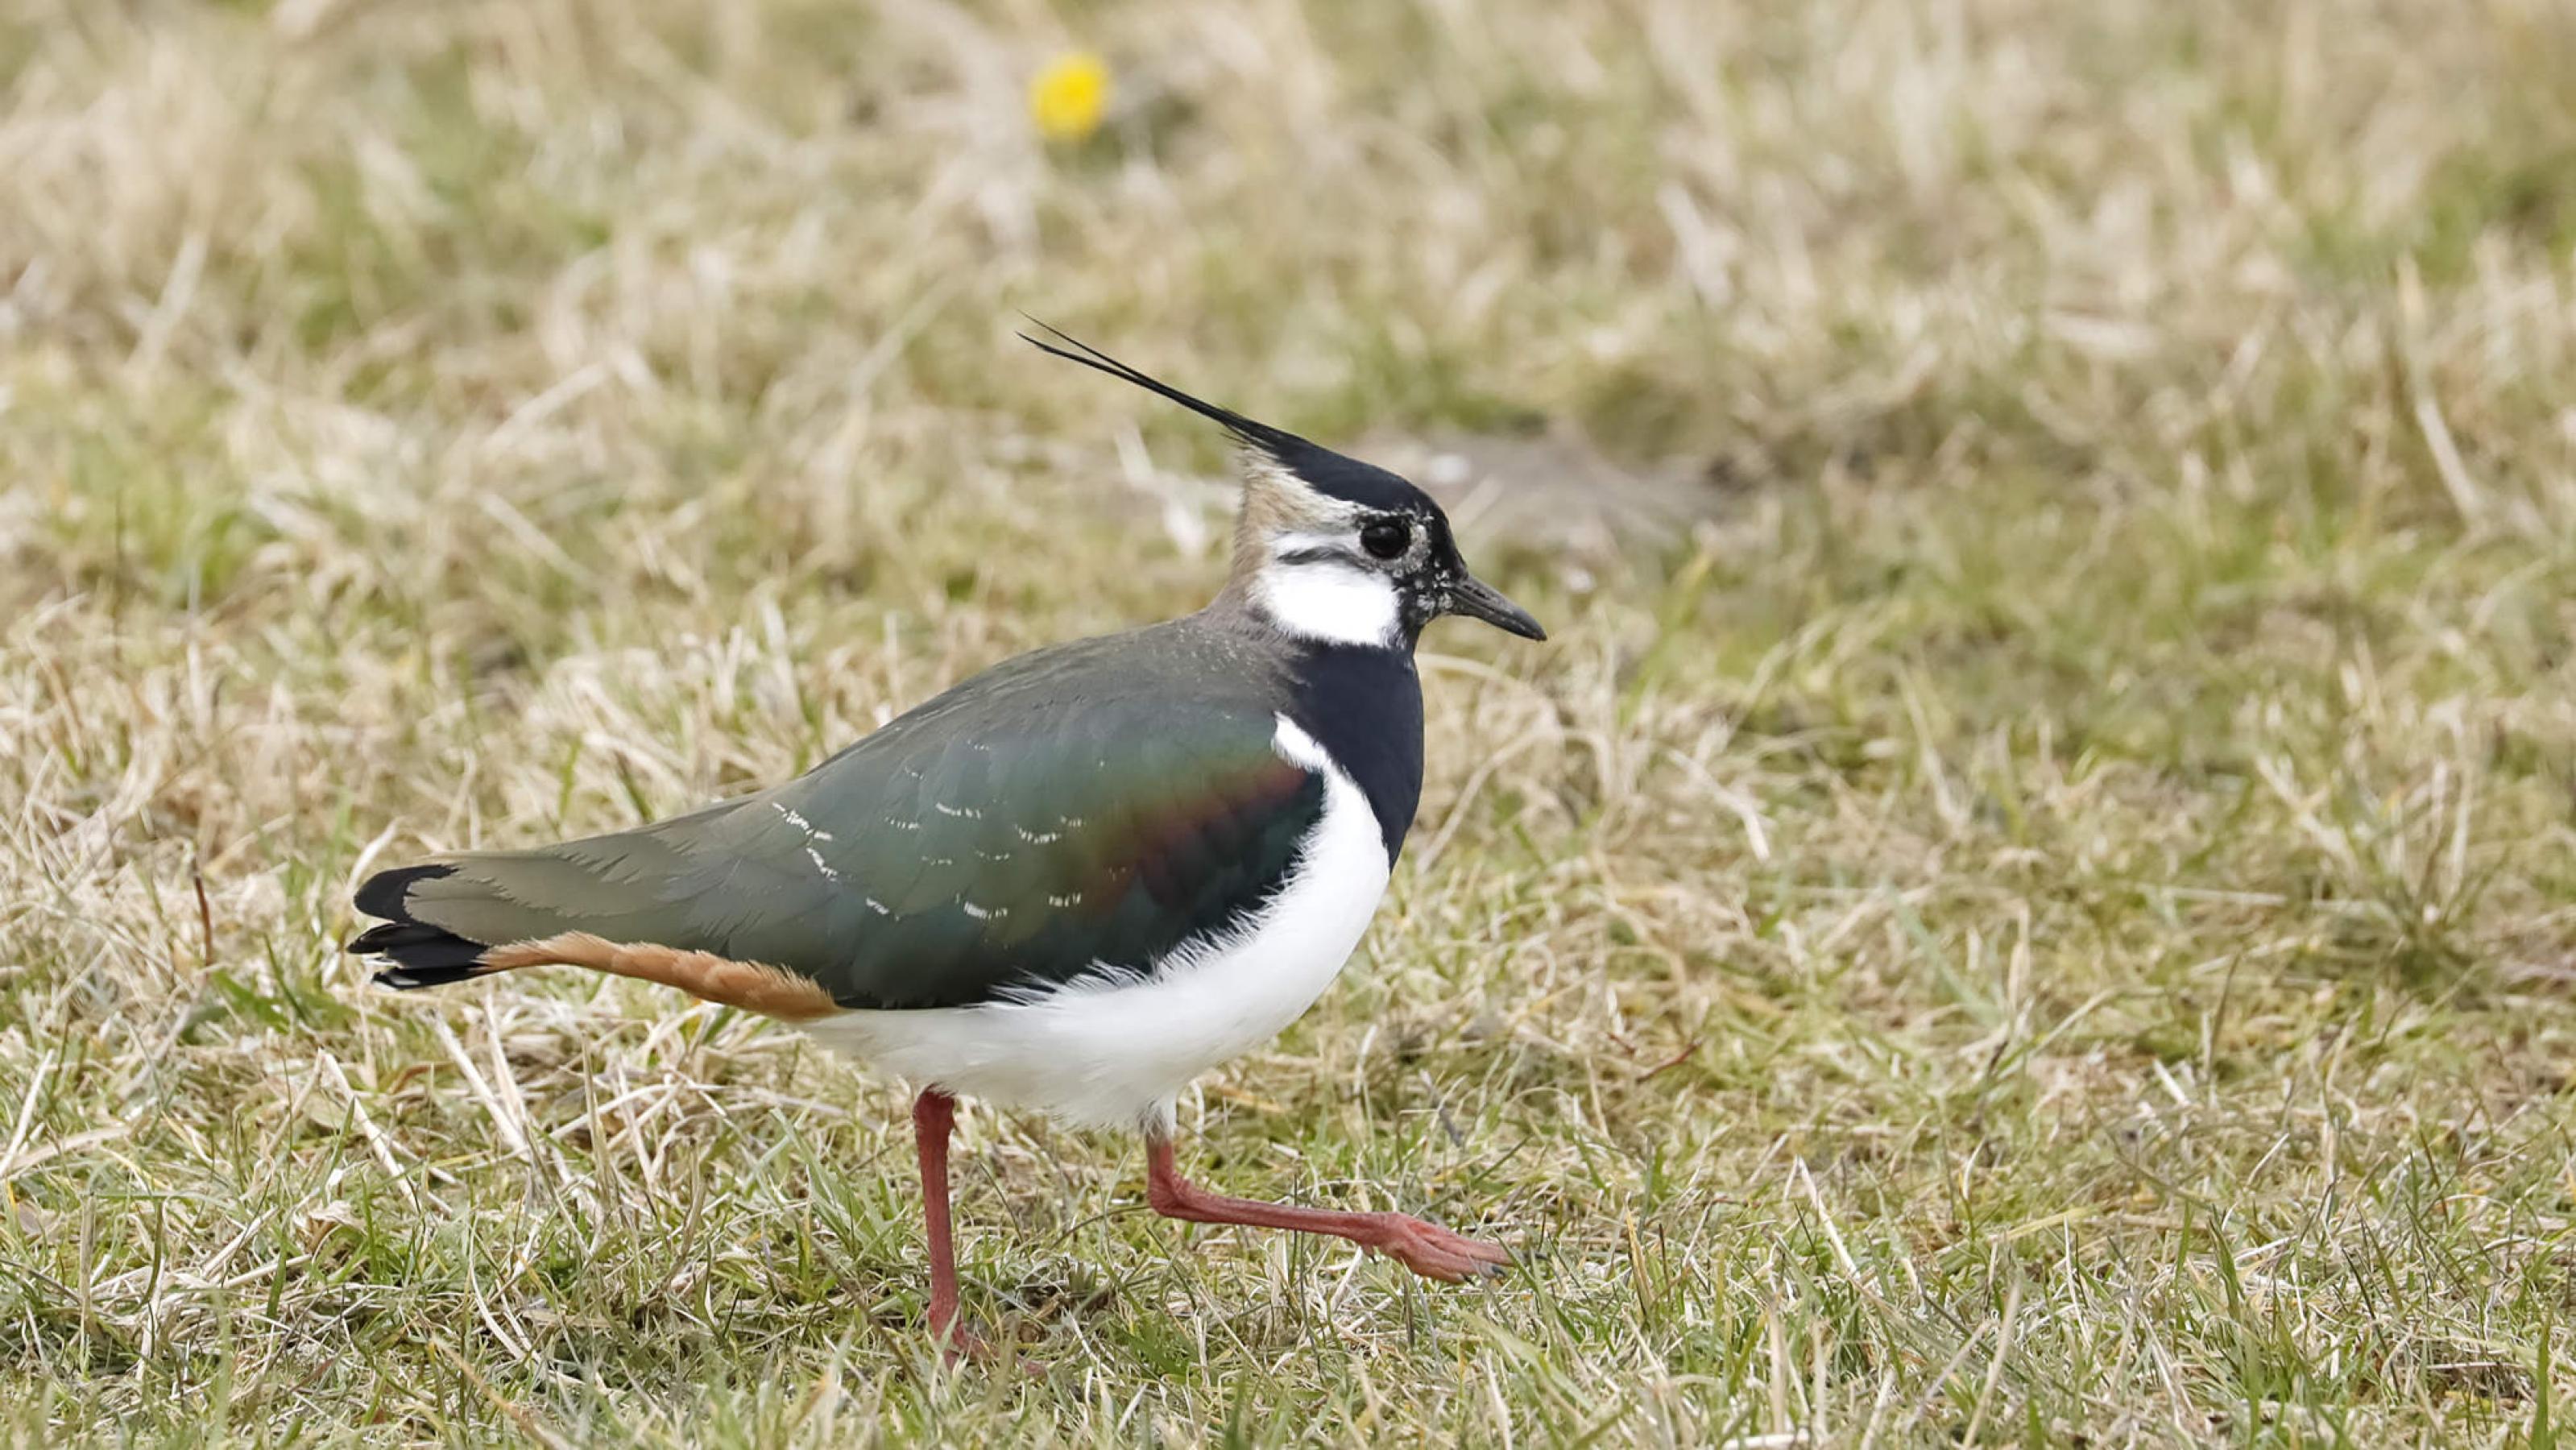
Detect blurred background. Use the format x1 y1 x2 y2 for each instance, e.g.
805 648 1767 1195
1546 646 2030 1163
5 0 2576 1442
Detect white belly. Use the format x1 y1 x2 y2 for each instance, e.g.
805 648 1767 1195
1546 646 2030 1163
796 716 1392 1129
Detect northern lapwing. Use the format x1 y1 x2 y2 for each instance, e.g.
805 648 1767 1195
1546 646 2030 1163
348 328 1546 1357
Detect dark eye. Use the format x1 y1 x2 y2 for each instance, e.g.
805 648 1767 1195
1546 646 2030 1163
1360 518 1410 560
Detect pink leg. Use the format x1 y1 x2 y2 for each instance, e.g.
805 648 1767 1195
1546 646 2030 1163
912 1088 984 1358
1144 1136 1508 1282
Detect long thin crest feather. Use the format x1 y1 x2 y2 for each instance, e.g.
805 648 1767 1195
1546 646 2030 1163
1019 320 1427 516
1017 318 1297 456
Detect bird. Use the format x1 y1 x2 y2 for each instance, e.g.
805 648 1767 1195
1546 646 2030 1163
347 325 1546 1358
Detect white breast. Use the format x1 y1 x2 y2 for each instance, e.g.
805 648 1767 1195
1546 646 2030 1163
797 715 1392 1129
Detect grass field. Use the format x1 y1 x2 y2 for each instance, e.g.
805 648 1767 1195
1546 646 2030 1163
6 0 2576 1442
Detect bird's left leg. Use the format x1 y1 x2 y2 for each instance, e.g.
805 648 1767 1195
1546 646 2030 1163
1142 1133 1507 1282
912 1088 987 1360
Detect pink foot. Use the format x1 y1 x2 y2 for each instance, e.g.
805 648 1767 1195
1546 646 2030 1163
1365 1213 1513 1282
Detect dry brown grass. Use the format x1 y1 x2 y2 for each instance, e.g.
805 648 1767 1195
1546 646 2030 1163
6 0 2576 1443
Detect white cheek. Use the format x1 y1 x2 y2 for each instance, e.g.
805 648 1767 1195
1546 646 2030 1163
1253 563 1401 647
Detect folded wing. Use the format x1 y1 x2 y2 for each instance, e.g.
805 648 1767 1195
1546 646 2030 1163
356 632 1329 1011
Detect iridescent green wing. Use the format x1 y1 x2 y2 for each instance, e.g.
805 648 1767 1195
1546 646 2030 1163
389 628 1327 1009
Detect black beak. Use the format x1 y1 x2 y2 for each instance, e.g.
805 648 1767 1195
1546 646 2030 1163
1449 573 1547 641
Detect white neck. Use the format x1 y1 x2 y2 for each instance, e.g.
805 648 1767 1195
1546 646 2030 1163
1250 560 1402 648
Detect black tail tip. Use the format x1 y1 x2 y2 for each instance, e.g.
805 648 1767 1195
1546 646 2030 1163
347 898 491 990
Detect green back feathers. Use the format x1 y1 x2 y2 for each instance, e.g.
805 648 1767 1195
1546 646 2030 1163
392 619 1331 1009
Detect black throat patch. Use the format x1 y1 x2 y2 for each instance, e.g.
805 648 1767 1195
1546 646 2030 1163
1279 640 1426 863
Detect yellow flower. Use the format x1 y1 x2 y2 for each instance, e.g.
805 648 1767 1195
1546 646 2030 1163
1029 51 1112 144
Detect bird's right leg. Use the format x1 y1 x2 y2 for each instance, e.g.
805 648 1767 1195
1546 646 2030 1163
1143 1133 1508 1282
